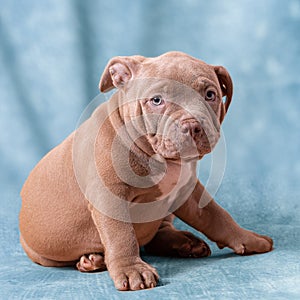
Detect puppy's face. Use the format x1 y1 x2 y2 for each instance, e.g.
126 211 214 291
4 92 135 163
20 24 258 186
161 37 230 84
99 52 233 160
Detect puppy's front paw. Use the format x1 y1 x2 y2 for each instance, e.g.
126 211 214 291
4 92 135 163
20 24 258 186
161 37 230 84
109 257 159 291
218 229 273 255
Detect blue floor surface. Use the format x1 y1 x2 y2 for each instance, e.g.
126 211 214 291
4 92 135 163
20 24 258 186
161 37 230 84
1 190 299 299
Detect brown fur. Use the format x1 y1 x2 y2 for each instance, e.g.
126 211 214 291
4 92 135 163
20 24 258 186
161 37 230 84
19 51 273 291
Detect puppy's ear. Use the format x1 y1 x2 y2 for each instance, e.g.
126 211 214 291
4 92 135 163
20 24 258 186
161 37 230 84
99 56 145 92
214 66 233 123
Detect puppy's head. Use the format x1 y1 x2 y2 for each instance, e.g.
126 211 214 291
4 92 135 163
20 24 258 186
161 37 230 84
99 51 233 160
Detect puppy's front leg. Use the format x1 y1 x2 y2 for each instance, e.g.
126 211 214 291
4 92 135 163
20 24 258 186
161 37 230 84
175 181 273 255
90 206 159 291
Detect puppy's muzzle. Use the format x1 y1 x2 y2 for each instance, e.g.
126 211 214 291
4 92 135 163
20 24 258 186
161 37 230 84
180 119 202 139
178 116 219 157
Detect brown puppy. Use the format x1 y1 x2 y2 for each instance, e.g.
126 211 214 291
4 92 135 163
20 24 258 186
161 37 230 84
19 52 273 291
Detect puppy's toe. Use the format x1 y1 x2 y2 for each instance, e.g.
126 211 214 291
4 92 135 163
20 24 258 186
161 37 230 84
111 259 159 291
76 253 106 272
230 230 274 255
178 231 211 258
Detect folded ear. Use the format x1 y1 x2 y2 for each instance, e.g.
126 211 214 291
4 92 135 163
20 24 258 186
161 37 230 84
214 66 233 123
99 55 145 92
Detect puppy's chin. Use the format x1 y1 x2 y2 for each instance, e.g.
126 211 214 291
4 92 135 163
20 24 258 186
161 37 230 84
153 147 209 162
179 145 212 161
151 142 181 160
148 136 212 161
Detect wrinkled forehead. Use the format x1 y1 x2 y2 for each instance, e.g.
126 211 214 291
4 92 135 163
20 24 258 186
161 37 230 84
138 55 219 89
123 77 209 111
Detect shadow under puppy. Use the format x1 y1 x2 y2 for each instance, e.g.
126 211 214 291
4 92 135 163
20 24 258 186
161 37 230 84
19 51 273 291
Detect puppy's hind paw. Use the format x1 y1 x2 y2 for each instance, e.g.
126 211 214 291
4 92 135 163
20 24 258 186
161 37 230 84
177 231 211 258
76 253 106 272
145 228 211 258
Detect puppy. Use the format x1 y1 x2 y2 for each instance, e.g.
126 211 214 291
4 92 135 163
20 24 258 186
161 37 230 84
20 51 273 291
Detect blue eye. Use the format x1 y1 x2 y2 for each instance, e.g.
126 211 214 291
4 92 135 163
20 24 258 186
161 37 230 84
205 90 216 101
151 96 164 106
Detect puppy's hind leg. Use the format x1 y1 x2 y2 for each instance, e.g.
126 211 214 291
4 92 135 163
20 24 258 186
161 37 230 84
144 215 211 258
20 234 76 267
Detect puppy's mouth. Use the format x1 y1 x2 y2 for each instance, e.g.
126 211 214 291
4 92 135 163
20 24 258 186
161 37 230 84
148 131 218 161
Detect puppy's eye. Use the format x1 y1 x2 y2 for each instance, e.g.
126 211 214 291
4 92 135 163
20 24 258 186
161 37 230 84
151 96 164 106
205 90 216 101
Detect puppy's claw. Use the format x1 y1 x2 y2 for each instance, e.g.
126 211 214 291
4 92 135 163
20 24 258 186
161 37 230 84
123 280 128 289
234 244 245 255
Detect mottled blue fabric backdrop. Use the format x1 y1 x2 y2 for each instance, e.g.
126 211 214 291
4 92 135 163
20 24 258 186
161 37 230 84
0 0 299 299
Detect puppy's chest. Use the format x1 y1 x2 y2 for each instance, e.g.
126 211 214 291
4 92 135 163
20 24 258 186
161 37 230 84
155 162 196 203
129 158 197 205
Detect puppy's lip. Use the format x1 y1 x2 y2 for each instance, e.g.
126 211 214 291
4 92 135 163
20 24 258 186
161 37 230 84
180 155 201 162
164 152 201 161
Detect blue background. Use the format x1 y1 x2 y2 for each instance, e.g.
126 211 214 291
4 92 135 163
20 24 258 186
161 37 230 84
0 0 299 299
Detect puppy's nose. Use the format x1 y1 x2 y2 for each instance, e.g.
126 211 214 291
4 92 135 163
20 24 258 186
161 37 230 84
181 120 202 138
